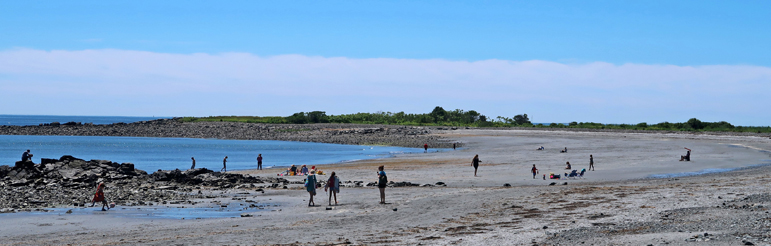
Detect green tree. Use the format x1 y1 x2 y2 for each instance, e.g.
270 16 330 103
513 114 531 125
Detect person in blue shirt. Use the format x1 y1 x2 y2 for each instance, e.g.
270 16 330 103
21 150 32 162
378 165 387 204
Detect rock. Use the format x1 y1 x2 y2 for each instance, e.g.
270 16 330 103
393 208 397 211
503 183 511 187
65 209 72 214
543 226 548 229
435 182 446 186
240 213 253 217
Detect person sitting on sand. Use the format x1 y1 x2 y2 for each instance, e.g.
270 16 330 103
680 147 692 161
325 171 340 206
531 164 539 179
305 170 317 206
289 165 298 175
560 147 567 153
565 161 571 170
300 165 309 175
90 182 109 211
537 146 544 150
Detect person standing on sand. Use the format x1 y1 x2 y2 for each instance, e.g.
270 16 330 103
190 157 196 169
325 171 340 206
424 143 428 153
378 165 387 204
471 155 481 177
221 156 228 172
589 155 594 171
531 164 538 179
90 182 109 211
256 154 263 170
306 170 317 206
453 143 456 150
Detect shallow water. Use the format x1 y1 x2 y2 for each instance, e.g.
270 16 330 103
0 135 425 171
647 163 771 179
1 203 279 220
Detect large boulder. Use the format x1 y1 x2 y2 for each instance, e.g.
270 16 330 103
0 165 11 178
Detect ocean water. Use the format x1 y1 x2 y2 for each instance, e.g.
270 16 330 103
0 135 424 172
0 114 168 126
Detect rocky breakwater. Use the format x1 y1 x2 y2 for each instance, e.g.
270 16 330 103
0 156 287 213
0 119 460 148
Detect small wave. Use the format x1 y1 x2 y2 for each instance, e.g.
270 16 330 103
648 163 771 179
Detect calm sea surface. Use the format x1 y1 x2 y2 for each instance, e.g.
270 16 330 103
0 135 424 171
0 115 169 126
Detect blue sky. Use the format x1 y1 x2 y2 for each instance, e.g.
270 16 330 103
1 1 770 125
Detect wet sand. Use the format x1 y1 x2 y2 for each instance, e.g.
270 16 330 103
2 129 771 245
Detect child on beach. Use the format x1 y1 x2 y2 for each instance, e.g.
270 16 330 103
306 170 317 206
565 161 571 170
90 182 109 211
325 172 340 206
378 166 387 204
589 155 594 171
531 164 538 179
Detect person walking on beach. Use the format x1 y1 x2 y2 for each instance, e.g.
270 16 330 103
190 157 196 169
325 171 340 206
221 156 228 172
589 155 594 171
306 170 318 206
471 155 481 177
377 166 387 204
453 143 456 150
424 143 428 153
90 182 109 211
256 154 263 170
531 164 539 179
21 149 32 162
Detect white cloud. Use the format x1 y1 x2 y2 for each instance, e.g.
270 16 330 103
0 48 769 125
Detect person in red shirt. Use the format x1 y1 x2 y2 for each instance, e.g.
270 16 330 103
424 144 428 153
91 182 109 211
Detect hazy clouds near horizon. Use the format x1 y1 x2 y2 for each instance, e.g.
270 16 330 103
1 49 769 126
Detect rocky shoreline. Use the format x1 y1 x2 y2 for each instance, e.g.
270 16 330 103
0 155 444 213
0 119 459 148
0 156 289 212
2 119 768 149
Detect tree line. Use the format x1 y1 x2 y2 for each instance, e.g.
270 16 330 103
178 107 769 133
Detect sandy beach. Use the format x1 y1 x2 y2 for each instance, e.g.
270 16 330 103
2 129 771 245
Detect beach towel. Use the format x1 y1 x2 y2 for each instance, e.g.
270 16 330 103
306 175 317 194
